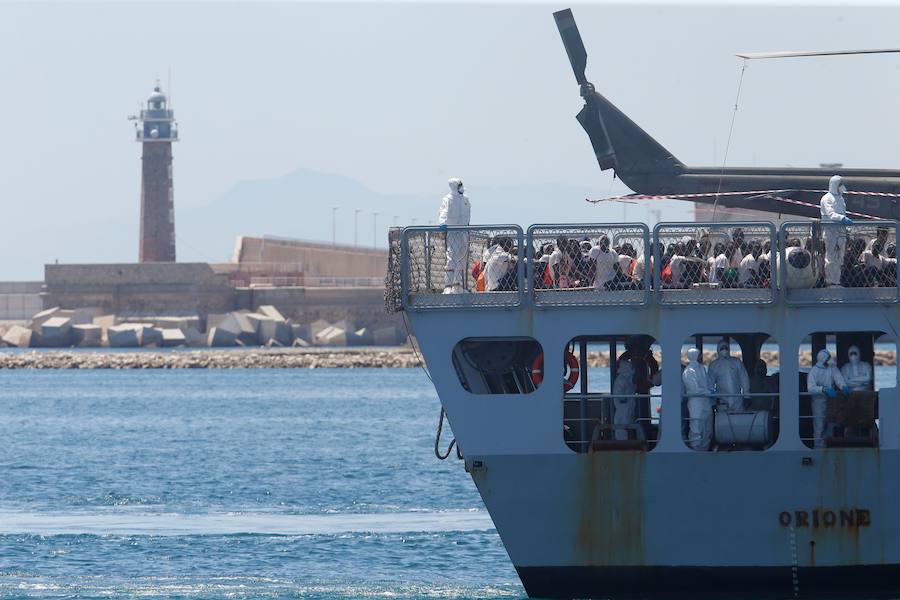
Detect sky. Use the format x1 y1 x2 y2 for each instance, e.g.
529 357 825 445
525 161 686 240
1 1 899 279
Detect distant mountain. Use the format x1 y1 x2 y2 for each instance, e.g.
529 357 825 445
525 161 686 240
175 167 630 262
8 167 689 279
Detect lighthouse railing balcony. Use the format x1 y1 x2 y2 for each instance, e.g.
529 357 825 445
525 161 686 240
136 129 179 142
526 223 650 307
779 220 898 305
399 225 525 310
653 222 777 306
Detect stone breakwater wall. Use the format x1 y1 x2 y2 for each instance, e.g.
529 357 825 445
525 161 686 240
0 348 424 370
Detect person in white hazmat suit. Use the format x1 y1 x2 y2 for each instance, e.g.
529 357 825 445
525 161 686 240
708 340 751 412
820 175 854 287
438 178 471 293
807 349 850 448
683 348 715 451
612 359 637 441
840 345 873 392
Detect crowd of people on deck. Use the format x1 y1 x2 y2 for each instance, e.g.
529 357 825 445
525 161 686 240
437 176 897 294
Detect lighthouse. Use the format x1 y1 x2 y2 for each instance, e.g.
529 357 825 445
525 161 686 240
133 82 178 263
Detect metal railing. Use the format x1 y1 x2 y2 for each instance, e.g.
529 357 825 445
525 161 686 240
400 226 524 310
564 393 661 452
526 224 650 306
799 391 879 448
387 220 900 311
654 222 777 305
780 221 898 304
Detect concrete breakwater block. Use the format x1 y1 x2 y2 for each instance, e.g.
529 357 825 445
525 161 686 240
41 316 73 347
206 313 230 332
2 325 32 348
30 307 66 329
208 326 237 347
161 328 186 347
373 326 404 346
184 328 206 347
309 319 331 339
107 325 140 348
141 327 164 347
257 318 293 346
155 316 201 332
72 324 102 347
93 314 117 329
354 328 373 345
258 305 286 322
216 313 258 345
291 323 311 344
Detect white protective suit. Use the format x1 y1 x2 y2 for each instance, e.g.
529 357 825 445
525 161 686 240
612 360 637 441
840 345 873 392
807 349 849 448
820 175 851 286
438 178 471 292
708 343 751 412
683 348 714 451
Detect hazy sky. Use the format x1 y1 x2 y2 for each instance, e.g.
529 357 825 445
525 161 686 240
1 1 899 278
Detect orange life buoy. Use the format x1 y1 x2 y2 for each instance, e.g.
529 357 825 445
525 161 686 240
530 351 580 391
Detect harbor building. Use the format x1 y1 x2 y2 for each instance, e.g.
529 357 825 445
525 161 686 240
132 83 178 263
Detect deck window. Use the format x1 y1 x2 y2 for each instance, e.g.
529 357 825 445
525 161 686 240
680 334 779 451
562 335 661 453
452 337 543 394
798 332 895 449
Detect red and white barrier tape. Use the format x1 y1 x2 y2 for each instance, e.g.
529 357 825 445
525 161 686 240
586 188 895 220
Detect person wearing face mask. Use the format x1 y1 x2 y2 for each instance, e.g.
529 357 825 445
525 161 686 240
438 178 471 293
612 358 637 441
807 349 850 448
840 345 873 392
682 348 715 451
708 340 751 412
820 175 854 287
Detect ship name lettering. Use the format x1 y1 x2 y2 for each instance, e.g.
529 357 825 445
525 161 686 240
778 509 870 528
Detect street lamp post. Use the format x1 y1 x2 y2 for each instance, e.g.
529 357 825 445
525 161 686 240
373 212 380 248
331 206 339 248
354 208 362 248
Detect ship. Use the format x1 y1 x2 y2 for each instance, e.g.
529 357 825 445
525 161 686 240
385 9 900 599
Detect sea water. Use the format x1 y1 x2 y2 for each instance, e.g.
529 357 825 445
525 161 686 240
0 369 521 599
0 366 895 599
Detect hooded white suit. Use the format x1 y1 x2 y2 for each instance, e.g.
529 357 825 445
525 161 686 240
708 344 751 412
840 345 873 392
438 178 471 291
612 360 637 441
820 175 850 286
807 349 848 448
683 348 714 450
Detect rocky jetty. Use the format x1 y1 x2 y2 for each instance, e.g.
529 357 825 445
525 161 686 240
0 347 424 370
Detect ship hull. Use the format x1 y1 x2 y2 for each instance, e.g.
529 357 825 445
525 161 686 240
469 450 900 600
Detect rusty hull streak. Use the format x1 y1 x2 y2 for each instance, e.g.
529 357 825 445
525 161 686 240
808 449 881 567
577 450 646 566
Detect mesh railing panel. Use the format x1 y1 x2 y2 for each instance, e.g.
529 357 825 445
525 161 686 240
527 224 650 306
401 226 524 309
385 227 404 313
653 223 776 305
780 221 898 304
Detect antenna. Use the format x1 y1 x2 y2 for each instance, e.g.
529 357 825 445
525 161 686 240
168 66 172 107
736 48 900 60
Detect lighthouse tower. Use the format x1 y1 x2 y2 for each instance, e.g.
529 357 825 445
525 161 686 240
133 82 178 262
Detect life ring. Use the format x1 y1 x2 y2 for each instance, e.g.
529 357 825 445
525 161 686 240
530 351 580 391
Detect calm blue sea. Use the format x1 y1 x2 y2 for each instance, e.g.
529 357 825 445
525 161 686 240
0 369 523 599
0 366 895 599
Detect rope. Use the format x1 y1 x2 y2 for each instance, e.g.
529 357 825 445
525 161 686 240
434 407 459 460
713 60 748 222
